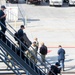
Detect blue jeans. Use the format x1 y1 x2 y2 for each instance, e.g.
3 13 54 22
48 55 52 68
58 59 64 70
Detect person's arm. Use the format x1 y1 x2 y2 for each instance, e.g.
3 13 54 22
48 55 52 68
58 49 60 55
64 49 65 54
0 14 7 19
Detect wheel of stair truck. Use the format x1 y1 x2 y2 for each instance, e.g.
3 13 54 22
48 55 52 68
49 0 63 6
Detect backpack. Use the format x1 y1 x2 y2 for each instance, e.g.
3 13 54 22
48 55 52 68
48 65 55 75
14 32 19 41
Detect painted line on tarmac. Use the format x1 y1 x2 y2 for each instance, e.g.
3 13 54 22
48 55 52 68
48 47 75 48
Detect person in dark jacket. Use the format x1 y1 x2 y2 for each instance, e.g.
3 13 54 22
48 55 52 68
48 62 61 75
18 25 32 48
0 5 7 42
18 25 25 39
40 42 47 63
18 25 26 50
17 25 26 60
58 45 65 71
17 25 32 60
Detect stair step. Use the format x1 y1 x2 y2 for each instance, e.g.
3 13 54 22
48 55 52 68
0 70 25 74
0 74 26 75
0 68 24 71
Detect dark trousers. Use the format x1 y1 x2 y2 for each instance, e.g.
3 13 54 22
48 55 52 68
0 21 6 42
18 40 27 60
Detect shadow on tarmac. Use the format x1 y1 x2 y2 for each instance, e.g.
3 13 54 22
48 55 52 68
27 18 40 22
65 66 75 71
46 55 75 71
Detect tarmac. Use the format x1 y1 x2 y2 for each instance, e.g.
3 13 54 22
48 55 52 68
0 3 75 75
6 21 75 75
25 24 75 75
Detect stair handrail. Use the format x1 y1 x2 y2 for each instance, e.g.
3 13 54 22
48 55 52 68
5 1 25 25
0 21 56 75
6 21 52 68
0 46 26 74
5 0 53 68
0 47 22 75
0 29 46 74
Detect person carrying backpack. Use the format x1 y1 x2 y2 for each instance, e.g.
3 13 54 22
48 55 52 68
40 42 47 63
48 62 61 75
14 25 32 60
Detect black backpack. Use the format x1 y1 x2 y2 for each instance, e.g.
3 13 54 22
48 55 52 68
14 32 19 41
48 65 55 75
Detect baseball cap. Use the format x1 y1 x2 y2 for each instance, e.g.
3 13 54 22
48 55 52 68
1 5 6 9
55 62 60 66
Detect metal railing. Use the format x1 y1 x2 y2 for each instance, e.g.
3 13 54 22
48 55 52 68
5 5 25 25
0 46 24 75
0 29 46 75
0 0 25 25
0 18 57 75
0 1 58 75
6 21 56 75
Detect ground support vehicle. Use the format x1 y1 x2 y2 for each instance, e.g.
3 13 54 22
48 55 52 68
49 0 63 6
68 0 75 5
